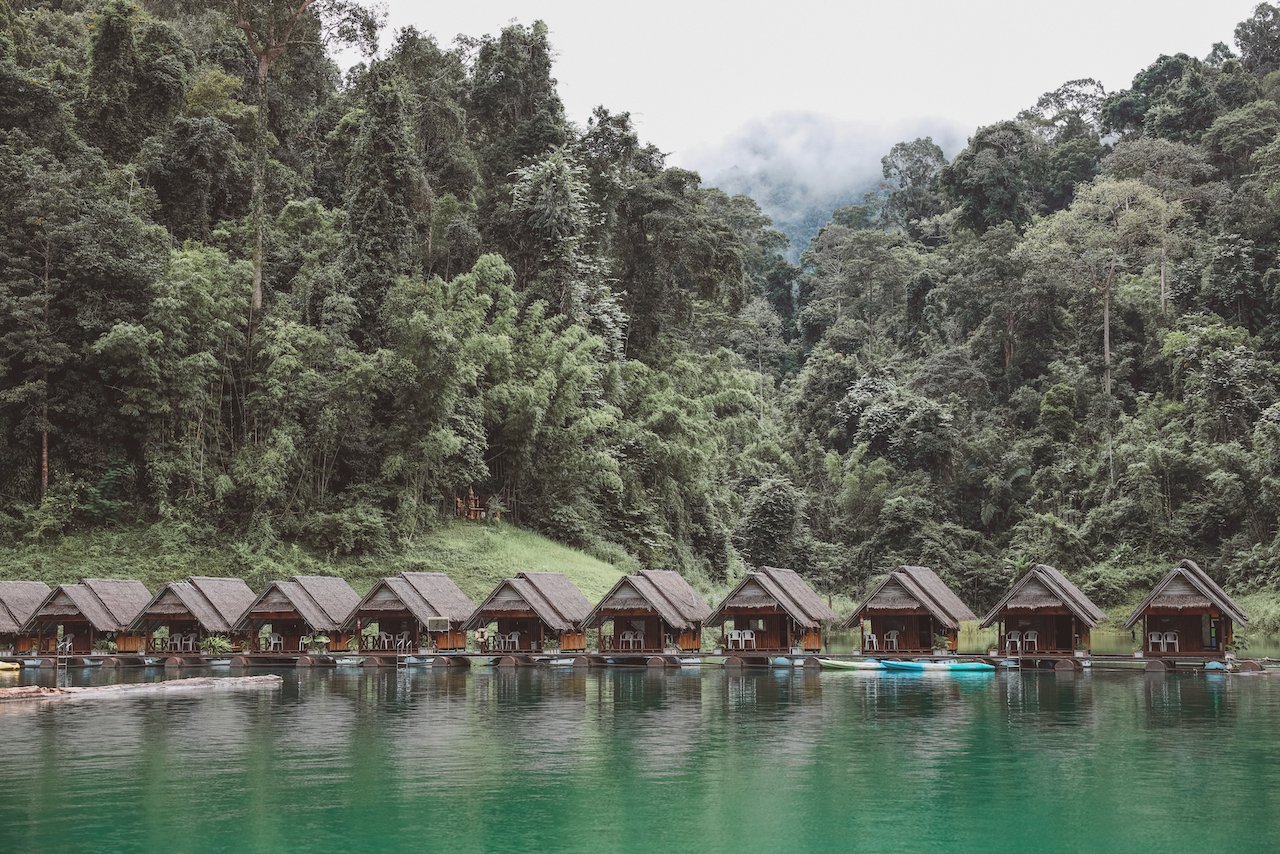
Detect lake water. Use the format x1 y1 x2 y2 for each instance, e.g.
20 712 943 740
2 665 1278 852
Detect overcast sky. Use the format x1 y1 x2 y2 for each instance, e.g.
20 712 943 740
380 1 1258 160
372 1 1260 246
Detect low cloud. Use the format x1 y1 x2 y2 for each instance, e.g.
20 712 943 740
679 112 971 259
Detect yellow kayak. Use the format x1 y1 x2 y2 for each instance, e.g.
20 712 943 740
0 661 20 671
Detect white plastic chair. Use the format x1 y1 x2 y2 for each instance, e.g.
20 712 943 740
865 634 878 651
168 633 183 652
267 632 283 652
395 631 411 651
376 631 392 650
1005 631 1021 655
1163 631 1179 653
1022 630 1038 653
506 631 520 651
1148 632 1165 652
884 630 899 651
726 630 742 649
741 629 756 650
620 630 634 649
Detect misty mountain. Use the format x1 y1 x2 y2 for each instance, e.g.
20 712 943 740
685 111 969 259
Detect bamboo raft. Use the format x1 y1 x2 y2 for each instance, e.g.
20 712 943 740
0 675 283 704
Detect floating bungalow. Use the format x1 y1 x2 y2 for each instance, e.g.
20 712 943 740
706 566 839 654
844 566 977 654
980 564 1105 656
346 572 476 652
130 576 257 653
584 570 711 654
0 581 51 655
463 572 592 653
22 579 152 654
232 576 360 653
1123 559 1247 659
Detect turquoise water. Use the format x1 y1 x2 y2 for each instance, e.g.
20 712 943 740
2 665 1278 852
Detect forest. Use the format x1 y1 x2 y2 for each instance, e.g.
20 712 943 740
6 0 1280 617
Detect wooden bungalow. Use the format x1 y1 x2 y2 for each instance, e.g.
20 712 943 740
584 570 711 654
843 566 977 655
0 581 51 655
346 572 476 652
1123 559 1247 659
232 576 360 653
980 564 1106 656
463 572 592 653
706 566 839 653
22 579 152 654
130 576 257 652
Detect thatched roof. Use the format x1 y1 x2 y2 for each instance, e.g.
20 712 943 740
347 572 476 628
980 564 1105 628
1123 559 1248 628
584 570 711 630
24 578 152 633
463 572 593 632
706 566 840 629
233 575 359 632
844 566 977 629
0 581 51 635
131 576 256 633
190 576 257 627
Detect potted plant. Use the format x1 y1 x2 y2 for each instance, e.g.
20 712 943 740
932 634 951 656
200 635 233 655
92 639 118 654
1074 639 1087 658
304 633 330 654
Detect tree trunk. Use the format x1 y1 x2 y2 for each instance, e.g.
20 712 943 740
251 56 269 313
1159 245 1168 317
40 399 48 500
1102 275 1113 397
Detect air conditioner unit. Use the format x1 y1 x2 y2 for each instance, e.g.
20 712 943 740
425 617 450 633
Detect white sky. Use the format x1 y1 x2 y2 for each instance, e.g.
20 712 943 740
378 0 1260 172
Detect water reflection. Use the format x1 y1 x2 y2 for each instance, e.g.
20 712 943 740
3 667 1280 853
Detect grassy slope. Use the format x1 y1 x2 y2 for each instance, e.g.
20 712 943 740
0 521 626 600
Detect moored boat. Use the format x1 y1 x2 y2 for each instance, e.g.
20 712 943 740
882 659 995 673
818 658 885 670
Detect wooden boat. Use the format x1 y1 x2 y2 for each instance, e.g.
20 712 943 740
677 657 703 666
882 659 995 673
543 657 576 666
818 658 885 670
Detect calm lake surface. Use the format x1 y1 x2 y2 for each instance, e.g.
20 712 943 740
2 665 1278 853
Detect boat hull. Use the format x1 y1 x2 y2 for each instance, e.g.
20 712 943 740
882 660 995 673
818 658 885 670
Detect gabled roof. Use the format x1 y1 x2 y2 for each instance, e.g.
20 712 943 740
584 569 711 630
131 576 256 633
24 579 152 633
0 581 51 634
980 564 1105 628
233 575 359 632
706 566 840 629
347 572 476 628
845 566 977 629
1123 559 1248 628
463 572 593 632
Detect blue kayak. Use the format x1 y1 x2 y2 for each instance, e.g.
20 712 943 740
882 660 995 673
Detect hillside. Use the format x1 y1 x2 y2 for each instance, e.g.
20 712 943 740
0 521 628 602
6 1 1280 618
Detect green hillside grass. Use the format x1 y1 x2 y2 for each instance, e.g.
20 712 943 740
0 521 627 600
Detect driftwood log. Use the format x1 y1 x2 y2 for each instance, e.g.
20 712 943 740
0 675 283 703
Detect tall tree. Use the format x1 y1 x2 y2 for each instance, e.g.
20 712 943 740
225 0 379 312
